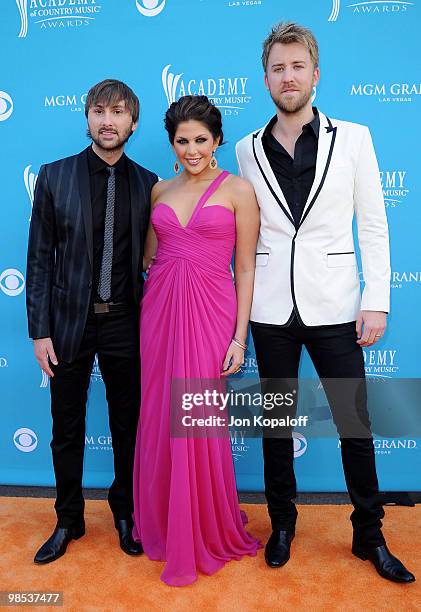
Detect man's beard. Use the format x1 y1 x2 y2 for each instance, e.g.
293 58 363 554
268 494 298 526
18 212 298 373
87 125 133 151
270 84 313 114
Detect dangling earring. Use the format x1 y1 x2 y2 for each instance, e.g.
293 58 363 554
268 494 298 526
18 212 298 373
173 159 181 174
209 151 218 170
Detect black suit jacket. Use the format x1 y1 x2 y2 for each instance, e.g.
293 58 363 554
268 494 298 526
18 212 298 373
26 147 158 362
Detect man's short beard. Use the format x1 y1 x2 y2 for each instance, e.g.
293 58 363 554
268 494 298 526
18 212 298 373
271 87 313 115
86 126 133 151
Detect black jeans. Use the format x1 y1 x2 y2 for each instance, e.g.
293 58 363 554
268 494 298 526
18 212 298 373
50 309 140 528
251 316 385 547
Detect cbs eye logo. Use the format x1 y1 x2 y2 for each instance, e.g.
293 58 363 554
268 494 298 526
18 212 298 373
0 92 14 122
0 269 25 296
14 428 38 453
136 0 166 17
293 432 308 458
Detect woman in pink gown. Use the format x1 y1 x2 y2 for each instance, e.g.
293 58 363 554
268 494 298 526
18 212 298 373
132 95 261 586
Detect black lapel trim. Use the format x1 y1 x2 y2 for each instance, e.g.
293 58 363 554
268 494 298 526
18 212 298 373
77 148 93 270
298 116 337 229
127 160 144 300
252 132 295 226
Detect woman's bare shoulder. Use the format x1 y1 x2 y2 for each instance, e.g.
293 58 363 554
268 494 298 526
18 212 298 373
226 173 256 199
151 177 177 205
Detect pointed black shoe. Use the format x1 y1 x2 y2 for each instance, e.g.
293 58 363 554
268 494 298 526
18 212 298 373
115 519 143 556
34 523 85 564
352 541 415 583
264 530 295 568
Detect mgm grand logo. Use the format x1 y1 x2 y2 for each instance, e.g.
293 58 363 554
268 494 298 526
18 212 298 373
44 93 87 112
351 82 421 103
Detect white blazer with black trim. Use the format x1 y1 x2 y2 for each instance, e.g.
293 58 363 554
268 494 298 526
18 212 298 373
236 111 391 326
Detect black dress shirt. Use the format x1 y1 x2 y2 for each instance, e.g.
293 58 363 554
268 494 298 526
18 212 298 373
87 146 133 304
262 107 319 227
256 108 320 327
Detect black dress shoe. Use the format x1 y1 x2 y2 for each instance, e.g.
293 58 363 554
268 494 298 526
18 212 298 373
115 519 143 556
264 530 295 568
34 523 85 564
352 541 415 583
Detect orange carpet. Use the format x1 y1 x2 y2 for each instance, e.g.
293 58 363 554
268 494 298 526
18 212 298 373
0 498 419 611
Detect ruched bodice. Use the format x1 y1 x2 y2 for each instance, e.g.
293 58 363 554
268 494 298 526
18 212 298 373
152 202 235 276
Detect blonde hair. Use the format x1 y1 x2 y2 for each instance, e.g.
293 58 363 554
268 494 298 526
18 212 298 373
262 22 319 72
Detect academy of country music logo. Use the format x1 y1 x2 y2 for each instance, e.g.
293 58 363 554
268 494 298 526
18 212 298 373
380 170 409 208
24 165 38 221
91 354 103 382
162 65 252 116
0 357 8 368
39 353 103 387
328 0 414 21
0 269 25 297
363 348 399 376
350 82 421 103
13 427 38 452
135 0 166 16
230 430 249 461
44 92 87 112
0 92 14 122
230 430 308 461
16 0 104 38
40 370 49 388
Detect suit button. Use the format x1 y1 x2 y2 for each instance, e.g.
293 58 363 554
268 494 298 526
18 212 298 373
88 282 92 288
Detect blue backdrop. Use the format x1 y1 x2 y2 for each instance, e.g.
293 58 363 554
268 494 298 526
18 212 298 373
1 0 420 492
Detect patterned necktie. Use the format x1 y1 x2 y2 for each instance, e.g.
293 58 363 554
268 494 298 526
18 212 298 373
97 166 116 301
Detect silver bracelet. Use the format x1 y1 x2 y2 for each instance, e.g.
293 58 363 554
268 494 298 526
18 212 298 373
231 337 247 350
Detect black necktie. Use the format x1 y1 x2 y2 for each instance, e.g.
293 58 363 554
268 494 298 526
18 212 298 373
97 166 116 301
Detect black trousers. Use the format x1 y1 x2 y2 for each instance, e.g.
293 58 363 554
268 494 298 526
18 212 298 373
50 309 140 528
251 316 385 547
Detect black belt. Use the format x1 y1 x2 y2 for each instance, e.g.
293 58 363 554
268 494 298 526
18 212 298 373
93 301 128 314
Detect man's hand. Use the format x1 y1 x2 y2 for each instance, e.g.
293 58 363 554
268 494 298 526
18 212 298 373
34 338 58 377
356 311 387 347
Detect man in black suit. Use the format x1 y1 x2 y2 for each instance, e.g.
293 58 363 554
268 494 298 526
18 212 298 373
26 79 158 564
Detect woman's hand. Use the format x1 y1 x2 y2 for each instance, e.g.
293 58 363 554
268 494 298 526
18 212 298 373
144 255 156 275
221 341 245 377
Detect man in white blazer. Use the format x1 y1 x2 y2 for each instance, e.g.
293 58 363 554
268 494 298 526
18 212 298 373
236 22 414 583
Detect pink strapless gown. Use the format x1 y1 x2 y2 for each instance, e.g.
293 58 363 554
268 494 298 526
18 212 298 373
132 171 260 586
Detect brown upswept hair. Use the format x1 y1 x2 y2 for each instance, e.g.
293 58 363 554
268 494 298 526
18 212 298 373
164 95 224 145
262 22 319 72
84 79 140 123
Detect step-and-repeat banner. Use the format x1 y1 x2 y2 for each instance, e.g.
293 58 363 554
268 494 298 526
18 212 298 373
1 0 420 491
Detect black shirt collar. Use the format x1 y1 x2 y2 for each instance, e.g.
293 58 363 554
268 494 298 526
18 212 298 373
87 145 127 175
263 107 320 149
